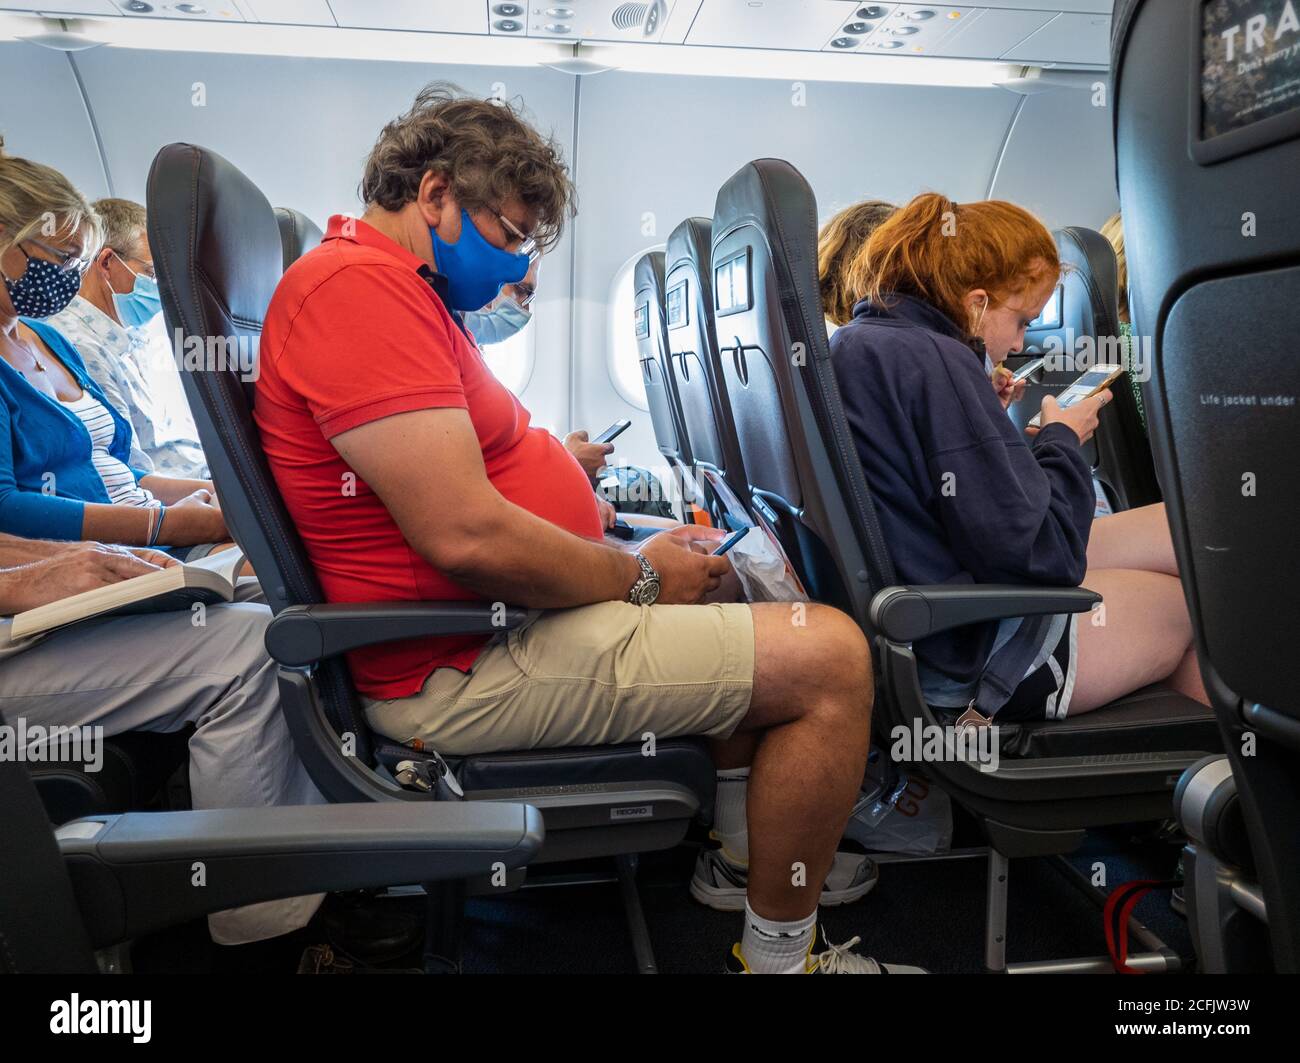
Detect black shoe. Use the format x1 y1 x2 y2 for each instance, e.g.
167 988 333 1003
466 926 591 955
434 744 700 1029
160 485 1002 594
315 891 424 966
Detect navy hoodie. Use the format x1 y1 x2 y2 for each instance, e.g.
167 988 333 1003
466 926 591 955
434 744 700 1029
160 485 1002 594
830 294 1096 690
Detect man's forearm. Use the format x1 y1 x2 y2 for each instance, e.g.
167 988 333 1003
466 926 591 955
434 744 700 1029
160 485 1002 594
427 496 640 609
0 533 66 567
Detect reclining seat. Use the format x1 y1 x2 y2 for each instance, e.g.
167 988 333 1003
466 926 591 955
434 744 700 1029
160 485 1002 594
23 211 320 829
664 217 752 523
272 206 323 271
711 157 1221 972
0 708 541 973
1114 0 1300 971
634 250 703 519
147 144 714 970
1013 226 1160 511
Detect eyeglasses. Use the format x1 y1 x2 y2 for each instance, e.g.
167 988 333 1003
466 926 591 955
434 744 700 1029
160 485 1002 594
22 237 89 277
494 210 539 267
513 279 537 309
113 249 156 280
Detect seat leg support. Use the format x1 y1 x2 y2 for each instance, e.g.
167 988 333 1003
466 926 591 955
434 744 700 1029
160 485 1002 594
423 879 464 974
615 854 658 974
985 848 1009 973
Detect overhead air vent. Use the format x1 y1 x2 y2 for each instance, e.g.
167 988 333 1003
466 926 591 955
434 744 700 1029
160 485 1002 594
612 3 649 31
611 0 667 37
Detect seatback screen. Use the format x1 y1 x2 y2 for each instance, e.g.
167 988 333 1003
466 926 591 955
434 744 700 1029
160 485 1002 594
1029 285 1063 330
634 302 650 340
714 250 752 317
1201 0 1300 139
667 280 688 330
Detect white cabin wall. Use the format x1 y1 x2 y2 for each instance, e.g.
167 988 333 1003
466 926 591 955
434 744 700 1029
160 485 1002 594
987 86 1120 231
0 43 109 199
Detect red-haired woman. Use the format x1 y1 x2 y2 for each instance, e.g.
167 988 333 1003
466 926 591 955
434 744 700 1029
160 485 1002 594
832 193 1205 722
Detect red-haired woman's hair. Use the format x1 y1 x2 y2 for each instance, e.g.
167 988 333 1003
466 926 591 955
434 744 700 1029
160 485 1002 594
848 192 1059 336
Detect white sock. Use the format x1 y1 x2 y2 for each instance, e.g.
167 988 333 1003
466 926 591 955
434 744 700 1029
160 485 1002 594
711 766 750 866
740 902 817 974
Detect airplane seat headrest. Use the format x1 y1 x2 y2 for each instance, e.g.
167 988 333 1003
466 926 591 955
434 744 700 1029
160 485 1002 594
633 249 667 311
1113 0 1300 717
710 158 893 605
711 159 833 516
633 249 685 461
665 217 725 470
272 206 323 272
147 143 281 406
146 142 327 617
1055 226 1121 341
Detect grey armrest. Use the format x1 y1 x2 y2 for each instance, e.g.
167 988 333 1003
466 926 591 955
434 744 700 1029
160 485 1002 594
56 801 543 949
266 602 529 667
870 584 1101 642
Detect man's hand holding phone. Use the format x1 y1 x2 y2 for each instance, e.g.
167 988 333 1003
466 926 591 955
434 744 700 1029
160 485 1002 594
1032 390 1111 444
565 430 617 480
638 525 731 604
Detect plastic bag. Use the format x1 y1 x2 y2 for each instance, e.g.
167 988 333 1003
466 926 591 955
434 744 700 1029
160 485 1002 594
842 763 953 855
728 526 809 603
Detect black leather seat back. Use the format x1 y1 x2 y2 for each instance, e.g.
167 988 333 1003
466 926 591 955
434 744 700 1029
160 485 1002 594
634 251 688 466
1018 226 1160 510
0 712 96 972
147 144 371 764
665 217 750 513
1114 0 1299 724
1114 0 1300 968
710 159 895 612
273 206 323 271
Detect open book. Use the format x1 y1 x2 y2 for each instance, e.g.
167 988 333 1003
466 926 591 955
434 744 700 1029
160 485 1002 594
10 547 248 640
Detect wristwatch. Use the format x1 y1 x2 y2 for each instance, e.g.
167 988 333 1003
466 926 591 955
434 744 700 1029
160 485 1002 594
627 552 661 606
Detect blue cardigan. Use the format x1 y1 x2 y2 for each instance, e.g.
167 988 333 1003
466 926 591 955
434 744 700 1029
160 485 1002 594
831 294 1096 688
0 318 147 540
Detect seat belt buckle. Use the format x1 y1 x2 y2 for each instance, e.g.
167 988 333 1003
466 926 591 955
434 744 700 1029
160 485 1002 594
955 703 992 737
425 749 465 800
394 752 464 800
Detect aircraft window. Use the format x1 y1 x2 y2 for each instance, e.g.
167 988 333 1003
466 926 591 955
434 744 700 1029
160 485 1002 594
607 247 663 410
480 317 536 396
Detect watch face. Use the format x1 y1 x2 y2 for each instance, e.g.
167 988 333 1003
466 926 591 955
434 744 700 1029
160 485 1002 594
640 578 660 606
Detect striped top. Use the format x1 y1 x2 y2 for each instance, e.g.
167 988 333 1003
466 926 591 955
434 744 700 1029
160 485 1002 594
61 391 160 509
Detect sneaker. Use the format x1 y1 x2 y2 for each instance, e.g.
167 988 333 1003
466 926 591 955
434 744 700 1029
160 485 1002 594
725 925 928 974
690 847 878 912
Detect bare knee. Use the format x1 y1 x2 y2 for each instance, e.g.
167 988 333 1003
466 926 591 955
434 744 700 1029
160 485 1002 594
805 605 871 695
749 603 873 729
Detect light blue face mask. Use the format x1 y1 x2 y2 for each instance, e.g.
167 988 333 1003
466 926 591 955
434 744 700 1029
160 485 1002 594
111 256 162 327
464 296 532 346
430 208 530 312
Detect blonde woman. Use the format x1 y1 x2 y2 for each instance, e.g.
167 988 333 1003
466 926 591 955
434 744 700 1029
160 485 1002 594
0 140 229 557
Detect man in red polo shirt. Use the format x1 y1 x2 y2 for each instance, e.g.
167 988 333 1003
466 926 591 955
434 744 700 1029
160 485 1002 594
256 85 918 975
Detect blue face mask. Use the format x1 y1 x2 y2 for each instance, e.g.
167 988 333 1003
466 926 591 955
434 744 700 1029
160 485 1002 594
464 296 531 346
111 256 162 327
3 249 81 319
430 208 530 312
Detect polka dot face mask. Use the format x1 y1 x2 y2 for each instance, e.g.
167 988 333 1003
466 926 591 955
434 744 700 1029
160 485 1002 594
3 247 82 318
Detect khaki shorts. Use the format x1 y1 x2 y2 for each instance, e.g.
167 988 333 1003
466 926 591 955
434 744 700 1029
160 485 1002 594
363 600 755 756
